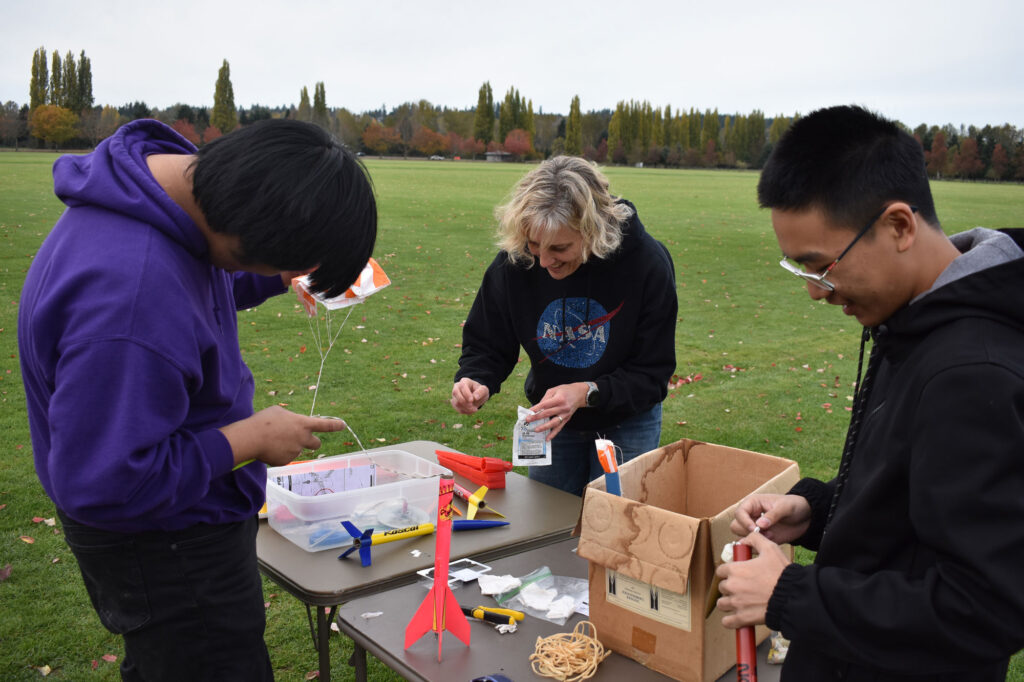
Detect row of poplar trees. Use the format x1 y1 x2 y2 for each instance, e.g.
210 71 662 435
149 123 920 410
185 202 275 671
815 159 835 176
472 82 537 150
30 47 94 113
469 80 780 166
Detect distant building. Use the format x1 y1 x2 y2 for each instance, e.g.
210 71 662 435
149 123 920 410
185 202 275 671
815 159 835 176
485 151 511 163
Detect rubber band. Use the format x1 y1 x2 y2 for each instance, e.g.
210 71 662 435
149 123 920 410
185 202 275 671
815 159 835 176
529 620 611 681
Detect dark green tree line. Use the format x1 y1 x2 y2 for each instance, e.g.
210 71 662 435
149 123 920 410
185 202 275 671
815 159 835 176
9 51 1024 179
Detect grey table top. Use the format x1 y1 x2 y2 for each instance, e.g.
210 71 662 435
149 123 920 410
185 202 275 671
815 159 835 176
336 536 782 682
256 440 584 606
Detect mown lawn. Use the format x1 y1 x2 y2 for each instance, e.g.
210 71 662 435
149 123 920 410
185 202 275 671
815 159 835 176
1 150 1022 679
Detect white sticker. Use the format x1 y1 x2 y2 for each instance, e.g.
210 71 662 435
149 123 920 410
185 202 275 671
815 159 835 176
604 569 692 631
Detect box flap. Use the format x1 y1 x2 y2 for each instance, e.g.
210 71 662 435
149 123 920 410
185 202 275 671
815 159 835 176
577 488 699 594
618 440 691 513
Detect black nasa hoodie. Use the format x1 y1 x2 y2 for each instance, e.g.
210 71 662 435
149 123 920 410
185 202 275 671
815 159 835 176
456 199 677 431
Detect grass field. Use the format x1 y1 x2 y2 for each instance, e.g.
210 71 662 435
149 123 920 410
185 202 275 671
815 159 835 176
1 149 1022 680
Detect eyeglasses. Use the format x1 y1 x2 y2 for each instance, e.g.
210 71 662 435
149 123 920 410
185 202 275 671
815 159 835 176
778 205 916 292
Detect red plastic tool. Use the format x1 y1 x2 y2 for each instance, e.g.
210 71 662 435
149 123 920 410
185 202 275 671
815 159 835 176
435 449 513 489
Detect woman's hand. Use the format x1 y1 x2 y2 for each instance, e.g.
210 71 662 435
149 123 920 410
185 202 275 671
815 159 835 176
451 378 490 415
524 382 590 440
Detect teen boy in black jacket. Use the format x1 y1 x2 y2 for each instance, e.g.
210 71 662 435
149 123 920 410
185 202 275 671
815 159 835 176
716 105 1024 681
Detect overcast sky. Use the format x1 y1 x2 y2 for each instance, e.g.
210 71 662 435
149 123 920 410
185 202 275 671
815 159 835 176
2 0 1022 129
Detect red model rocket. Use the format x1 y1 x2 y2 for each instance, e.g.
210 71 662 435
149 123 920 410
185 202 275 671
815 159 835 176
404 474 471 660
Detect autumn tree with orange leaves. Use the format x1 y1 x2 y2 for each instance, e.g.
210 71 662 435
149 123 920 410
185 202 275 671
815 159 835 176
411 125 446 156
362 121 400 157
503 128 532 159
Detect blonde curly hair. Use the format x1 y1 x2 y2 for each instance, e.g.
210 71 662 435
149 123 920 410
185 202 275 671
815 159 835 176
495 156 633 267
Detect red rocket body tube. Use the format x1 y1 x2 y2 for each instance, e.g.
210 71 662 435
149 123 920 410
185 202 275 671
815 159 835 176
733 543 758 682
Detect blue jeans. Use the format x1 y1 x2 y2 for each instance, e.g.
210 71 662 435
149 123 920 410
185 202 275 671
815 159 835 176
528 403 663 496
58 512 273 682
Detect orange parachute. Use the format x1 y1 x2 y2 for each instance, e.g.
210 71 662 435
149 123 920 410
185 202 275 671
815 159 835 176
293 257 391 316
291 258 391 417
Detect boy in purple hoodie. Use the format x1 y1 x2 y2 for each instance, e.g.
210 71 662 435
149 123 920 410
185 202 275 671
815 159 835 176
18 118 377 680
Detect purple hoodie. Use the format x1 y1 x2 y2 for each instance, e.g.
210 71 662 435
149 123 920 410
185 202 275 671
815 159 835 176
18 120 286 532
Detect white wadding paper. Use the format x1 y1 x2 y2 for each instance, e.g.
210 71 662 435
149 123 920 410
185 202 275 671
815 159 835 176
478 574 522 595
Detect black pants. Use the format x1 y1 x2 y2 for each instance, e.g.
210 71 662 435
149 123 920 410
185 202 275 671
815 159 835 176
59 511 273 681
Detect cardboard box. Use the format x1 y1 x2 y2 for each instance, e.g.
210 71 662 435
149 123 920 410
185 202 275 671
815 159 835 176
575 438 800 682
266 449 449 552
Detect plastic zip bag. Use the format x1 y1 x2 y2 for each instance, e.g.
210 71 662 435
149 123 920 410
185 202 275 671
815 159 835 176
493 565 588 625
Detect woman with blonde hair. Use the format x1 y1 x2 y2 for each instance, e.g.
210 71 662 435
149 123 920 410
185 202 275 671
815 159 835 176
451 156 677 495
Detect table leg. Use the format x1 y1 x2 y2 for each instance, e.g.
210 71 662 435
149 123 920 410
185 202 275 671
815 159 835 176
305 604 338 682
348 642 368 682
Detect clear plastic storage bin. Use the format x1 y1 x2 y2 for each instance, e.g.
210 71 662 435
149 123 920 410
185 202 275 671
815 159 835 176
265 449 449 552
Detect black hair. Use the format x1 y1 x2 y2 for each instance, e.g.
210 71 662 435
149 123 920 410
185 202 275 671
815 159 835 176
757 105 939 230
191 119 377 298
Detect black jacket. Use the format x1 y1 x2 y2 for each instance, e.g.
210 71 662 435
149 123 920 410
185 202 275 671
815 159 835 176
455 200 677 430
769 229 1024 681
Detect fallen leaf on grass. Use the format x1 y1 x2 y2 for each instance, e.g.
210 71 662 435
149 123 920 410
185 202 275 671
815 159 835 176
34 664 51 676
668 373 703 389
19 536 34 544
0 564 12 581
304 671 320 679
102 654 117 663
